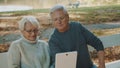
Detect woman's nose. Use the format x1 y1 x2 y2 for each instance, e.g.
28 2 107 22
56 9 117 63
31 32 36 36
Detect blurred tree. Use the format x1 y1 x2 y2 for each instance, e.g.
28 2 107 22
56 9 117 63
4 0 7 4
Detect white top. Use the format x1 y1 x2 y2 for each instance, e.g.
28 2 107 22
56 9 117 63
8 37 50 68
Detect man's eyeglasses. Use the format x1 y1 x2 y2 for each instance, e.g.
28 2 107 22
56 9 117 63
52 15 66 22
24 29 39 34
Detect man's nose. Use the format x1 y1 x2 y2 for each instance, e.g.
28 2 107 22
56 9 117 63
57 19 62 24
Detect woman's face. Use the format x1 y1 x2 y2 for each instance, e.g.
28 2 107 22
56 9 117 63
21 22 39 41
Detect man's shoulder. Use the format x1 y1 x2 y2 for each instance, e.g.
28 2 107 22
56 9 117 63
70 21 81 26
48 31 59 43
50 29 58 37
69 21 82 29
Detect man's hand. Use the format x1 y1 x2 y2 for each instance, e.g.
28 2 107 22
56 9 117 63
97 50 106 68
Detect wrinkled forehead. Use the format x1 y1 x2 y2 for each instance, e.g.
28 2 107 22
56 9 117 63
51 10 68 19
51 9 67 15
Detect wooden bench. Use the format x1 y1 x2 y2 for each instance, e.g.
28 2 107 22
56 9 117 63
0 52 8 68
0 33 120 68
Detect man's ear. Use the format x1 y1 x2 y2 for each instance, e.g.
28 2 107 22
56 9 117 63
66 14 69 20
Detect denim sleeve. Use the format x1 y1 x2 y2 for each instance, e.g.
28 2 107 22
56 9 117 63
78 23 104 51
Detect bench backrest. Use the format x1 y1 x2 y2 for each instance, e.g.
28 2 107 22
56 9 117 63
0 52 8 68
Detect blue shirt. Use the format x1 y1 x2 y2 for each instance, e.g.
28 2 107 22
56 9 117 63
49 22 104 68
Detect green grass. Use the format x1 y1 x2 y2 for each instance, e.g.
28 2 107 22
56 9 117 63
69 4 120 24
0 4 120 24
68 4 120 12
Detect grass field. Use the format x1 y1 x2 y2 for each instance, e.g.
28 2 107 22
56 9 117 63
0 4 120 24
69 4 120 24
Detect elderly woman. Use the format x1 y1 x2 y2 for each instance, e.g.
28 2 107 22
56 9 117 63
8 16 50 68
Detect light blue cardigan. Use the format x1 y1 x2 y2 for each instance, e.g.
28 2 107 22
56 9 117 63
8 37 50 68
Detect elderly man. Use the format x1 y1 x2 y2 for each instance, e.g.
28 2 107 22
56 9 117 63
49 5 105 68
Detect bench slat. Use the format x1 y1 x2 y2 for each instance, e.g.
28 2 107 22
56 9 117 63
0 52 8 68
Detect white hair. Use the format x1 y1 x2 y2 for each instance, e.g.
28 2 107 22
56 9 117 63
50 4 68 15
18 16 40 30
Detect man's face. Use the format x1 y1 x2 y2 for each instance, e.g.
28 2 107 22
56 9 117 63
21 22 39 41
51 10 69 32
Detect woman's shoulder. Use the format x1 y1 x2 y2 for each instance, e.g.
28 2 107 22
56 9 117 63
38 40 49 49
9 38 22 49
11 38 22 44
38 40 48 46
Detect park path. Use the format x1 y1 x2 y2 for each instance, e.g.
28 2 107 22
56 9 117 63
84 21 120 30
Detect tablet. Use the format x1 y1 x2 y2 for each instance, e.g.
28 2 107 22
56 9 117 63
55 51 77 68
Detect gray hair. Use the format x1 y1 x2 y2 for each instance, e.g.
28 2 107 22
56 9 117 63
50 4 68 15
18 16 40 30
